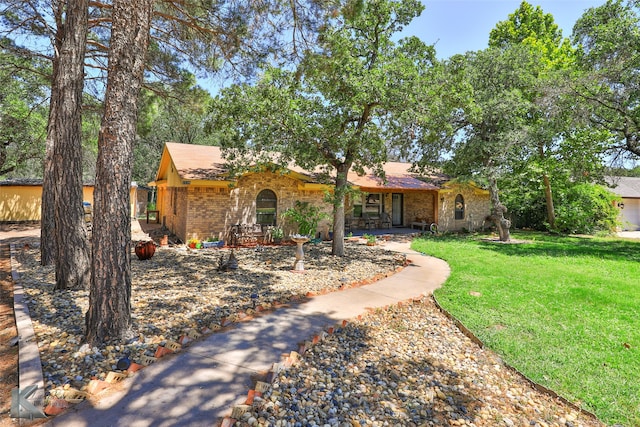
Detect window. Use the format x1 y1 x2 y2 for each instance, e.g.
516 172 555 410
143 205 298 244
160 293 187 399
455 194 465 220
365 193 381 216
352 195 363 217
256 189 277 225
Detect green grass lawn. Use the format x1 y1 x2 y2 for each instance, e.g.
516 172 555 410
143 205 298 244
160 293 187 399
411 232 640 426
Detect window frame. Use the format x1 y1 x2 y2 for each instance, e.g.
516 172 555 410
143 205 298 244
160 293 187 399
454 194 465 220
256 189 277 225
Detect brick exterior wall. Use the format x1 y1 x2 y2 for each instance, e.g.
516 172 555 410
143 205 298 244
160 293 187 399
163 173 490 241
404 191 437 225
169 172 331 242
158 187 189 241
185 186 230 241
438 187 490 232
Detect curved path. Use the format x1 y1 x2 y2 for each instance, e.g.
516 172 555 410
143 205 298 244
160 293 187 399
41 241 449 427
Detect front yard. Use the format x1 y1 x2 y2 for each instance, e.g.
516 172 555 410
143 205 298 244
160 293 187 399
412 232 640 426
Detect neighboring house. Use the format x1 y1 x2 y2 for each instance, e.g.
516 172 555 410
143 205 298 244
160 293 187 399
606 176 640 231
0 179 147 222
152 142 491 243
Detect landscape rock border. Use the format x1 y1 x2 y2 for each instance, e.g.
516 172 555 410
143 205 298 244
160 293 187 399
431 295 601 423
9 240 408 419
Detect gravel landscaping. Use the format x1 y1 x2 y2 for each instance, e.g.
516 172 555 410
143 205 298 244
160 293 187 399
9 232 605 426
12 240 405 399
237 297 604 427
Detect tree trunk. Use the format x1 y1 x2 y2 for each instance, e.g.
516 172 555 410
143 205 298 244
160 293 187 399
488 173 511 242
543 173 555 229
331 163 350 257
85 0 154 345
51 0 91 290
40 20 64 267
539 143 555 229
41 98 57 267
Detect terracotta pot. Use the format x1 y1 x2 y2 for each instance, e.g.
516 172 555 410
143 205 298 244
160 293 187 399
135 240 156 260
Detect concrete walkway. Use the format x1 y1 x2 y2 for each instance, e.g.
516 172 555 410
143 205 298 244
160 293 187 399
618 230 640 239
42 241 450 427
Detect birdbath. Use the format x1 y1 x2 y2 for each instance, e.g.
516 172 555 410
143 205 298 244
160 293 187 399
290 234 310 271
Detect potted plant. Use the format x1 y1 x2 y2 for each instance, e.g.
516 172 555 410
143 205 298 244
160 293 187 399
363 233 376 246
271 226 284 244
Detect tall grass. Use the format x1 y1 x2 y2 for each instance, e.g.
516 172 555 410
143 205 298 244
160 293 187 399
412 232 640 426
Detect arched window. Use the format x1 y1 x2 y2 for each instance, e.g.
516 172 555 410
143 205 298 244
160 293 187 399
454 194 465 220
256 189 277 225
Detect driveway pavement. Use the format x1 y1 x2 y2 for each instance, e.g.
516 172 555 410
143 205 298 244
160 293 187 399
618 231 640 239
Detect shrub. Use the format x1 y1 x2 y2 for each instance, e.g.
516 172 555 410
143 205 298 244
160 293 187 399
281 201 329 237
554 183 621 234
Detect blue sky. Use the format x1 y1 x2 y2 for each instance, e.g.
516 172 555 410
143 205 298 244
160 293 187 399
402 0 606 59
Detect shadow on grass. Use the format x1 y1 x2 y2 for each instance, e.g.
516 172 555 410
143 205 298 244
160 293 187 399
426 232 639 263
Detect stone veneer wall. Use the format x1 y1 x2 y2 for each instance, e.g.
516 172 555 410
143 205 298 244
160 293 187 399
438 187 490 232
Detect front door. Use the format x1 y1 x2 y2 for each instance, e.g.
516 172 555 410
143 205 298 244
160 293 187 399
392 193 403 226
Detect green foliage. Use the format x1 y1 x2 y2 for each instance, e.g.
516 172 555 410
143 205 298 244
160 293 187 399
500 128 612 231
412 233 640 425
572 0 640 158
211 0 434 174
80 94 103 181
439 45 541 180
210 0 437 254
0 39 50 177
271 226 284 239
485 2 593 233
363 233 376 243
281 201 329 237
553 183 621 234
489 1 575 69
500 173 548 230
134 77 216 183
607 164 640 177
435 46 541 240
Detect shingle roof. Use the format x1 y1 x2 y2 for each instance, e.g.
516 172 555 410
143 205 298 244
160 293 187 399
606 176 640 198
164 142 447 191
347 163 445 191
164 143 229 181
